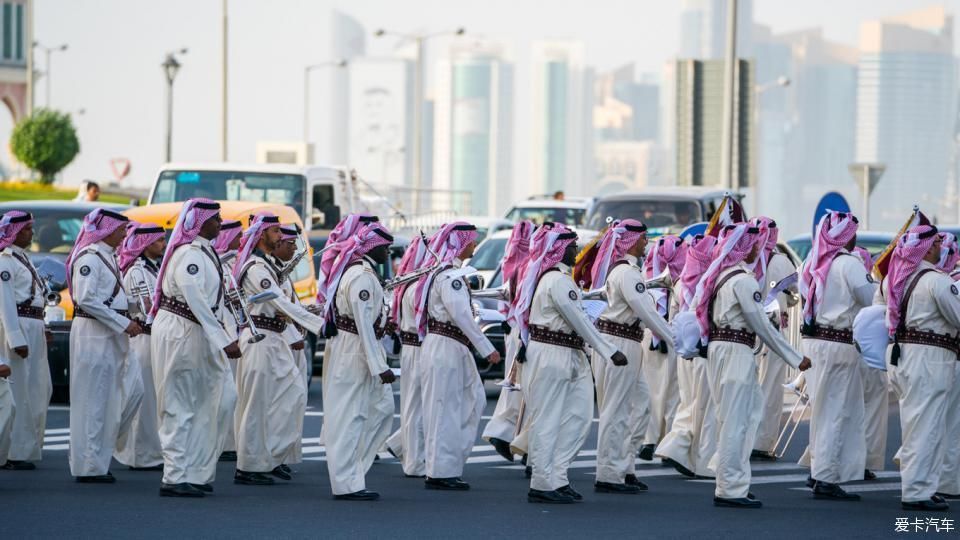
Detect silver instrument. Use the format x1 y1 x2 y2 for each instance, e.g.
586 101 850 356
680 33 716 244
471 284 511 302
219 251 237 265
773 374 810 459
35 257 66 307
128 261 154 319
581 268 675 301
278 244 308 282
224 272 275 344
383 231 441 291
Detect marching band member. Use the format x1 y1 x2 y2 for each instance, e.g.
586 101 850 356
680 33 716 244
692 223 810 508
879 225 960 511
232 213 322 486
319 220 396 500
0 355 12 467
936 232 960 500
482 220 535 463
67 208 141 483
212 219 243 463
750 218 797 461
853 246 886 480
588 220 674 493
0 211 50 471
415 221 499 491
151 198 238 497
798 211 874 500
514 223 625 504
114 222 166 470
638 235 686 461
657 234 719 479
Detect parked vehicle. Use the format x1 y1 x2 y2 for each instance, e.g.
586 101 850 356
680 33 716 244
504 196 593 227
786 231 894 262
584 187 740 233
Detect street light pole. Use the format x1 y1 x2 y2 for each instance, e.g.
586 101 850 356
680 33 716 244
162 48 188 163
719 0 738 190
32 42 68 107
221 0 228 161
303 59 347 149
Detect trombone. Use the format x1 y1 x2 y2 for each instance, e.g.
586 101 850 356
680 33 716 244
773 373 810 459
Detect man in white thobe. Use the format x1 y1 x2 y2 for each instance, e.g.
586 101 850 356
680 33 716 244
0 360 13 465
214 218 243 463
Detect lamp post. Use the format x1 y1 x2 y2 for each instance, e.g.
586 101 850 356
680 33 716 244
374 27 465 213
32 42 67 107
162 48 188 163
303 59 348 147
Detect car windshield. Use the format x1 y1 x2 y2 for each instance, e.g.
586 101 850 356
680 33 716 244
505 206 585 227
469 238 508 271
30 211 87 254
585 200 702 231
152 170 305 209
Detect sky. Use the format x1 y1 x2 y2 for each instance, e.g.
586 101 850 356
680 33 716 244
26 0 960 192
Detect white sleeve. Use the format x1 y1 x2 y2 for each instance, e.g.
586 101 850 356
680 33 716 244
175 251 231 350
72 253 130 334
844 258 878 308
439 274 496 358
733 277 802 368
621 272 674 353
247 265 324 335
551 278 618 360
933 276 960 330
0 257 25 349
345 271 389 376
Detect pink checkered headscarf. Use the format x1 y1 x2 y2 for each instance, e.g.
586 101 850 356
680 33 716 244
501 220 536 294
852 246 873 273
886 225 939 337
213 220 243 254
316 214 379 305
149 199 221 317
678 235 717 311
798 211 859 325
937 232 959 273
588 219 648 290
690 223 760 342
320 221 394 332
751 216 779 284
643 234 687 282
118 222 165 273
389 234 428 325
511 223 578 345
412 221 479 338
66 208 130 294
233 212 281 279
0 211 33 251
279 223 301 242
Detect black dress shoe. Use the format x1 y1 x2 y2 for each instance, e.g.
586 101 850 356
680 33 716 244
747 492 757 500
524 466 532 479
557 484 583 501
2 460 36 470
863 469 877 481
272 466 292 481
190 483 214 493
386 446 399 459
404 473 426 478
129 464 164 471
638 444 655 461
805 475 815 489
935 492 960 500
813 482 860 501
279 464 292 475
664 458 695 478
490 437 515 463
624 474 649 491
714 496 762 508
902 498 949 511
750 450 777 462
234 470 275 485
76 473 116 484
528 489 575 504
159 482 204 498
334 489 380 501
218 451 237 462
425 477 470 491
595 481 640 494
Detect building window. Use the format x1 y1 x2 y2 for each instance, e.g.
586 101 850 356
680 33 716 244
2 3 11 60
15 3 22 61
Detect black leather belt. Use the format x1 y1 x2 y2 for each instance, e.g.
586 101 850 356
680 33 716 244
428 318 471 348
334 306 387 340
250 314 287 334
896 327 960 356
529 324 585 351
709 327 757 348
159 295 200 325
399 330 422 347
75 306 129 321
16 304 44 320
596 318 644 344
802 324 853 345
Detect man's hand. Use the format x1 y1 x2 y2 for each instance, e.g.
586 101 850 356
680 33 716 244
798 356 812 371
223 341 242 359
610 351 628 366
13 345 28 359
0 365 10 378
291 340 305 351
486 351 502 365
379 369 397 384
124 321 143 338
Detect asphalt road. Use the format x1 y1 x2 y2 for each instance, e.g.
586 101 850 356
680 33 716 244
1 380 944 539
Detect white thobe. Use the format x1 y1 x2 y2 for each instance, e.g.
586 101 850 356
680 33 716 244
275 257 310 465
879 261 960 502
152 238 232 486
593 255 672 484
0 245 51 462
219 253 239 454
0 359 14 464
753 252 796 453
525 264 617 492
397 284 427 476
860 361 888 472
706 264 802 499
235 254 319 473
802 251 874 484
69 241 135 477
114 258 163 468
421 261 495 480
322 257 394 495
641 288 680 447
482 309 524 448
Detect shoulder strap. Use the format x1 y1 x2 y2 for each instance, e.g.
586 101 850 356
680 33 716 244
708 269 747 329
11 251 42 304
88 251 123 307
897 268 937 332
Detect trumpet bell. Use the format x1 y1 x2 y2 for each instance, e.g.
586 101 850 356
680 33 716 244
471 285 511 302
645 269 674 290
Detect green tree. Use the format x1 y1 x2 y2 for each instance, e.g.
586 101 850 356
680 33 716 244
10 108 80 184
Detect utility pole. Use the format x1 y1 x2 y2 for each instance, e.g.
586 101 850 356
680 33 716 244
719 0 738 190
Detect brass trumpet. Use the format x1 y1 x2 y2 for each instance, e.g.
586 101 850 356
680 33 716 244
581 269 675 301
224 273 271 344
128 261 154 319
